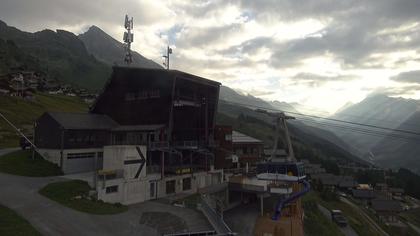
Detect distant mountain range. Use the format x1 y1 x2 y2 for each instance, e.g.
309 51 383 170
371 111 420 173
328 93 420 173
3 20 418 171
0 20 110 89
330 93 420 152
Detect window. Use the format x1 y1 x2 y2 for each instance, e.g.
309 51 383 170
150 182 155 198
149 90 160 98
138 90 148 99
67 152 95 159
106 185 118 194
125 93 136 101
166 180 175 194
225 134 232 141
182 178 191 191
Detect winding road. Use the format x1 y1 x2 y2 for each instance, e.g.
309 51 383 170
0 149 211 236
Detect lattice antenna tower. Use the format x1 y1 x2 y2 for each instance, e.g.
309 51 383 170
123 14 134 65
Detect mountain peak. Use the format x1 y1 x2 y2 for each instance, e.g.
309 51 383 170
86 25 104 33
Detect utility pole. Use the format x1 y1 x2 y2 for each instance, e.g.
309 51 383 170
162 46 172 70
123 14 134 65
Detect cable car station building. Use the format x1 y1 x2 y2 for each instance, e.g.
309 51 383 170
35 67 223 204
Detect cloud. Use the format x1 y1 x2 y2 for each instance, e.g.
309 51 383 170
1 0 420 112
373 84 420 96
290 73 357 87
391 70 420 83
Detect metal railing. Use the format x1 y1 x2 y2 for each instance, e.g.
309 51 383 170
199 196 235 235
163 230 217 236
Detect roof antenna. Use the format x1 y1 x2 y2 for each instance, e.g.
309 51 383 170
162 45 172 70
123 14 133 65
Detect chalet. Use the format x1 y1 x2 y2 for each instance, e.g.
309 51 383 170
352 189 376 204
371 199 402 223
231 131 263 168
389 187 404 200
35 66 223 204
311 173 357 192
213 127 264 170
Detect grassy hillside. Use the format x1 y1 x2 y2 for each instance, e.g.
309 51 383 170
217 102 366 165
0 38 41 75
0 93 88 147
0 20 111 90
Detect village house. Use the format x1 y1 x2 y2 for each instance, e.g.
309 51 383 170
214 126 264 170
371 199 403 223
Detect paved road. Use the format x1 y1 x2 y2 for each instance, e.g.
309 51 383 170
224 202 259 236
0 172 211 236
317 204 358 236
0 147 20 156
407 222 420 235
340 197 389 236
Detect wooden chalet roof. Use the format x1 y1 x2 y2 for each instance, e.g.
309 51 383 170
232 131 263 144
109 66 221 87
371 199 402 212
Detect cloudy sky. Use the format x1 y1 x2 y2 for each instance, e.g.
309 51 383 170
2 0 420 113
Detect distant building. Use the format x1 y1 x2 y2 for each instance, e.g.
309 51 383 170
311 173 357 192
213 127 263 170
352 189 376 204
35 67 223 205
232 131 263 168
389 187 404 199
302 160 326 175
371 199 402 223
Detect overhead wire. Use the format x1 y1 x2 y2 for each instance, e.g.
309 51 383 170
218 100 420 142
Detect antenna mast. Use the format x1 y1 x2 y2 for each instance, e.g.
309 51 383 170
123 14 134 65
162 46 172 70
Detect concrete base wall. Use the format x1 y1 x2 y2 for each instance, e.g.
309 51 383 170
97 172 217 205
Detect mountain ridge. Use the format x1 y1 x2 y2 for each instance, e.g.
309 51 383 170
78 25 163 69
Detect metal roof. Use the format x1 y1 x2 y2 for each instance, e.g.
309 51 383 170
47 112 118 130
371 199 402 212
231 131 262 144
352 189 376 199
112 124 165 131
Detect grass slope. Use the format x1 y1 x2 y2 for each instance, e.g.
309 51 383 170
0 150 62 176
0 93 88 147
302 191 344 236
0 204 41 236
39 180 127 215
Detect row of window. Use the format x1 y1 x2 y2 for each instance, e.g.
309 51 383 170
234 147 260 155
105 177 192 196
67 152 96 159
104 177 192 196
125 90 160 101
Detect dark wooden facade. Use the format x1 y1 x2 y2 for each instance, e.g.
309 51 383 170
214 127 264 169
35 112 114 149
35 67 221 176
91 67 221 144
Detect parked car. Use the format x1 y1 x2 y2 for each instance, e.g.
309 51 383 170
331 209 348 227
19 136 32 150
